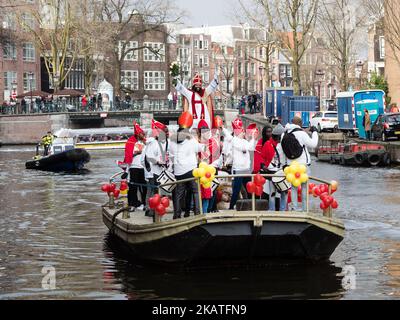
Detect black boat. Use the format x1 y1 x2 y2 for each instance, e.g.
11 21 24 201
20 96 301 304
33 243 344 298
26 135 90 172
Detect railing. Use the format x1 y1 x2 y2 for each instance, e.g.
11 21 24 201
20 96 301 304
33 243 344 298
107 172 335 221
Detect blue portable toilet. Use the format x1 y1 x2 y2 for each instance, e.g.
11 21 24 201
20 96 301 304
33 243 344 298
265 88 294 118
281 96 319 127
337 90 385 138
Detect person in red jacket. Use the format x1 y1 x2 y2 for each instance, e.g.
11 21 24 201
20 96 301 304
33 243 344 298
253 124 273 174
121 122 147 210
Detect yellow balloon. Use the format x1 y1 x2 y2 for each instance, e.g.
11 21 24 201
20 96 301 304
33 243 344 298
284 166 291 175
210 175 215 181
198 168 206 177
291 165 300 175
200 176 209 185
193 168 199 177
292 179 301 188
210 166 216 175
199 162 208 169
300 174 309 184
286 173 295 183
203 182 212 189
292 161 299 167
299 165 307 174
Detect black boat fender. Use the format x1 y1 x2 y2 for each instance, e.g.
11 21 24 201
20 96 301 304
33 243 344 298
367 153 382 167
354 153 366 166
381 153 391 166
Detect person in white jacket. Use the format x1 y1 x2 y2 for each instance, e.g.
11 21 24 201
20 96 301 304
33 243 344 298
277 116 319 212
229 118 258 210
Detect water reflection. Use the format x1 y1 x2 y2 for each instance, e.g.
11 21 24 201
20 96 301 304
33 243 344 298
103 234 345 300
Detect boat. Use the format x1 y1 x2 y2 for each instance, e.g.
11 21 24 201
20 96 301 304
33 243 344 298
25 130 91 172
317 141 390 166
102 173 345 267
73 127 134 151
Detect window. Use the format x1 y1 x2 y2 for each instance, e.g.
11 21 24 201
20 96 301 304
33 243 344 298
4 71 17 90
251 63 256 76
194 54 199 66
118 41 138 61
144 71 165 90
204 71 209 83
23 43 35 62
3 13 17 30
21 13 34 29
23 72 36 91
238 62 242 75
3 43 16 60
204 55 209 67
121 70 139 90
143 42 165 62
194 40 198 49
204 40 209 50
379 36 385 59
199 55 204 67
251 48 256 59
238 79 243 92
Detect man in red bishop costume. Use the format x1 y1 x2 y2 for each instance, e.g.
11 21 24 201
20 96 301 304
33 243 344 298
175 70 219 130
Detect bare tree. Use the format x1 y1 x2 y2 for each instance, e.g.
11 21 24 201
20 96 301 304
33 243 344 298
99 0 184 96
236 0 319 95
214 44 235 94
16 0 87 92
384 0 400 65
361 0 384 25
318 0 366 91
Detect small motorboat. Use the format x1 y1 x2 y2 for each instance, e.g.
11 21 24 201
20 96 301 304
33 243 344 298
26 132 90 172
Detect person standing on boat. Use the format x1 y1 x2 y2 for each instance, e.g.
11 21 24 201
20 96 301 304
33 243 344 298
174 71 219 130
144 120 170 217
169 115 207 219
40 131 55 156
363 109 372 141
263 124 287 211
123 122 147 211
278 117 318 212
253 125 273 174
229 118 258 210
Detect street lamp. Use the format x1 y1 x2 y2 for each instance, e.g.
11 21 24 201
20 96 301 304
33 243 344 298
259 65 267 118
356 61 364 90
28 72 34 113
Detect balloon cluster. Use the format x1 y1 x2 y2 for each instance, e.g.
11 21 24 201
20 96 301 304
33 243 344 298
284 161 309 188
246 174 267 197
288 186 303 203
309 181 339 211
193 162 216 189
148 194 170 216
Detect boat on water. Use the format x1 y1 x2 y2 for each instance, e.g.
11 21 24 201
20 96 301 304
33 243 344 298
26 130 91 172
73 127 134 150
317 141 390 166
102 173 345 267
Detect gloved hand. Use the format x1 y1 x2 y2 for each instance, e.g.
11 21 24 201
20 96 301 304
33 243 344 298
121 172 128 180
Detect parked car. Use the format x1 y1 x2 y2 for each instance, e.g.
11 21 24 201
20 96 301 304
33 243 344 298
372 113 400 142
309 111 338 132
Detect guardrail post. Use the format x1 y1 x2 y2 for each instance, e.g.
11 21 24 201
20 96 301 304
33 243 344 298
197 178 203 215
328 185 333 218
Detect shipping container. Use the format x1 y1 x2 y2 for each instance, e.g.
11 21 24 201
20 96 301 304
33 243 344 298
337 90 385 138
280 96 319 127
265 88 294 118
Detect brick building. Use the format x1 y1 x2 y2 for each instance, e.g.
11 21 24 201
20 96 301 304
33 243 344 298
0 2 41 105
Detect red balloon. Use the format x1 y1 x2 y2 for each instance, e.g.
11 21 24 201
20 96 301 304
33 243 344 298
156 204 166 216
149 196 161 209
254 174 265 187
308 183 316 194
109 183 116 193
331 200 339 209
161 197 170 208
324 196 334 207
255 185 263 197
178 111 194 129
320 202 328 210
320 192 329 201
120 181 128 191
101 184 110 193
113 189 120 199
246 182 256 194
319 184 329 194
313 186 321 197
153 194 161 205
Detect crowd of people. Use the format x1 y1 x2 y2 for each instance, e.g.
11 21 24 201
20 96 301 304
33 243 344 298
119 112 319 220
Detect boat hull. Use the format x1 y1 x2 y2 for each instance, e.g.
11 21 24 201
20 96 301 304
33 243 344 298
26 149 91 172
103 210 345 266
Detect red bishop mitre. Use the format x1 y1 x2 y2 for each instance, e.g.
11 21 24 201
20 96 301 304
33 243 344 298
198 119 209 130
151 119 167 131
232 118 243 131
246 123 259 137
193 73 202 86
133 121 144 136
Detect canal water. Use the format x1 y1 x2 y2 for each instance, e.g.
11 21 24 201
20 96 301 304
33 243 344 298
0 146 399 300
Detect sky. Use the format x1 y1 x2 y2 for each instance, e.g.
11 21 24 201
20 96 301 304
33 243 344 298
175 0 236 27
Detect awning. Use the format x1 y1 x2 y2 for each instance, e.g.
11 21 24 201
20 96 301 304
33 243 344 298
16 90 50 98
53 89 85 97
